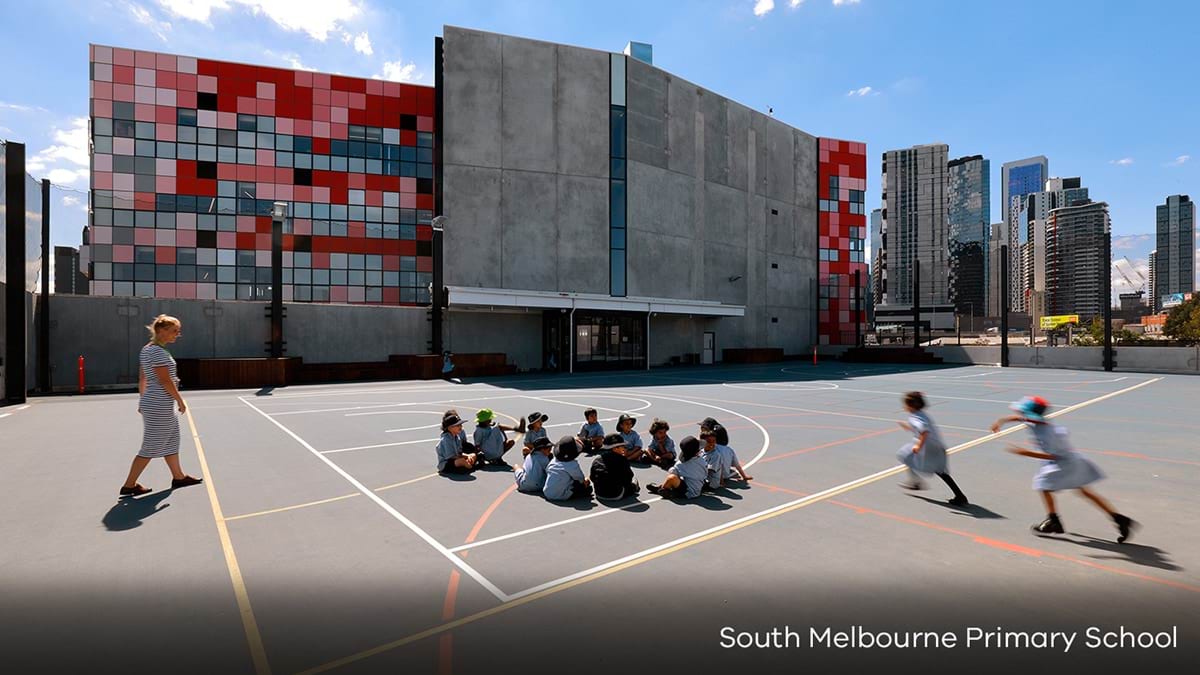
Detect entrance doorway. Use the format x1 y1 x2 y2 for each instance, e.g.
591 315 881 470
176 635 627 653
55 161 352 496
573 310 646 371
542 310 569 372
702 331 715 365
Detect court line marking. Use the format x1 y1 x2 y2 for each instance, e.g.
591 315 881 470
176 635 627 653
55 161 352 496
239 397 508 602
665 392 989 432
185 408 272 675
346 409 446 418
268 394 523 417
295 375 1161 675
519 394 653 416
224 473 440 523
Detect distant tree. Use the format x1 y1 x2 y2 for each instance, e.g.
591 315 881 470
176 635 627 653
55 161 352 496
1164 296 1200 344
1072 318 1143 346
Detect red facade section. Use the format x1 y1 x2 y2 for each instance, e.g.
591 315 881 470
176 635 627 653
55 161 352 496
817 138 868 345
87 44 435 305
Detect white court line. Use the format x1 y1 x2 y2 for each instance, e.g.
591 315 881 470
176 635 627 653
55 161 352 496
520 394 653 417
321 437 437 454
450 391 771 554
347 409 445 418
668 393 989 432
0 413 10 419
501 375 1164 602
833 387 1022 404
269 394 522 417
239 396 508 602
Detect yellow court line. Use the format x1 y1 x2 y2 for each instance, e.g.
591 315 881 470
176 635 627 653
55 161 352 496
186 408 272 675
223 473 441 523
296 375 1163 675
374 472 440 492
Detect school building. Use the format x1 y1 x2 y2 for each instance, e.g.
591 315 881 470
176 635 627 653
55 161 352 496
79 27 865 374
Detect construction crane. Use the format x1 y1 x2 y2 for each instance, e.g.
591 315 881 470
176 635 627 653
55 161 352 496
1124 256 1149 294
1113 258 1139 292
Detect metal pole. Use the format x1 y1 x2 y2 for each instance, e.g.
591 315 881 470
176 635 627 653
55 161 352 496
270 215 283 358
645 311 651 371
5 142 28 404
1103 229 1113 371
912 259 921 349
854 269 862 348
431 216 444 356
38 178 50 393
1000 244 1009 367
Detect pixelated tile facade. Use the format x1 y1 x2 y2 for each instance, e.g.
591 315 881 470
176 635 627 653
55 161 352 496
86 45 435 305
817 138 868 345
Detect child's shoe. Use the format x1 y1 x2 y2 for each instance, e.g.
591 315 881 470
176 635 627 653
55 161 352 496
1112 514 1138 544
1033 513 1064 534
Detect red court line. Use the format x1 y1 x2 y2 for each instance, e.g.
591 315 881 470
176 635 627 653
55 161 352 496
757 427 902 464
1077 447 1200 468
752 481 1200 595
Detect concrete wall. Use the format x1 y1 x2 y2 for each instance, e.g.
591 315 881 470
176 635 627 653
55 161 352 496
446 310 541 370
926 344 1200 374
648 313 723 367
44 294 430 389
442 27 818 355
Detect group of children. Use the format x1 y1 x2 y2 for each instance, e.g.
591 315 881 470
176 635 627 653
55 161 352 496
435 391 1138 543
435 407 753 503
895 391 1138 543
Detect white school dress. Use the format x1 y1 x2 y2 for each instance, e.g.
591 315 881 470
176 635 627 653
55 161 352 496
895 410 948 475
1027 422 1104 491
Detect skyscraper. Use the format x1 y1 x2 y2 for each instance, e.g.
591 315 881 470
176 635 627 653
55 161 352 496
876 143 953 329
870 207 884 307
1148 250 1157 310
1002 156 1049 311
1154 195 1195 310
1014 177 1089 312
947 155 989 317
987 223 1007 317
1046 200 1110 320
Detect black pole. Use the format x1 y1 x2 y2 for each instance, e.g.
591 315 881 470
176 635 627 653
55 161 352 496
431 224 444 355
5 142 28 404
269 217 283 358
854 269 862 348
38 179 50 393
1000 244 1009 367
912 258 921 349
1103 229 1113 371
432 35 445 357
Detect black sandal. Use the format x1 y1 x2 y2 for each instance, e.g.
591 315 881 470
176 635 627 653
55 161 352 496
171 475 203 488
119 483 152 497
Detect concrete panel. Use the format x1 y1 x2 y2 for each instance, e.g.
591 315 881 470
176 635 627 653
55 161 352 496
648 313 720 366
702 181 748 246
754 115 795 203
555 46 609 178
626 58 668 169
725 102 751 192
702 240 747 306
700 94 729 186
443 165 502 288
500 36 557 173
667 78 698 177
443 27 503 169
765 199 794 258
447 310 541 371
765 255 808 309
627 160 694 237
500 170 559 291
286 304 427 363
555 174 609 295
793 130 819 213
627 230 696 301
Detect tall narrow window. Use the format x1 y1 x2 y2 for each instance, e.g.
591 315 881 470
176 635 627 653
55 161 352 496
609 53 627 297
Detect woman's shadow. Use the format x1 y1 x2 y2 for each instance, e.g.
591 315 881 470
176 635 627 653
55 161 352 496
102 491 173 531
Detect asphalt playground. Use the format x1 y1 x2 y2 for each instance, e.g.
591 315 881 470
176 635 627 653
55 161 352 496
2 361 1197 674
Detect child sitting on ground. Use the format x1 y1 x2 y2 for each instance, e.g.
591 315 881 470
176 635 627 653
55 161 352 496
647 436 706 499
644 418 677 469
543 436 593 501
590 433 640 501
699 419 752 481
577 408 605 453
515 436 554 493
616 414 645 463
435 413 484 475
472 408 525 467
523 411 550 455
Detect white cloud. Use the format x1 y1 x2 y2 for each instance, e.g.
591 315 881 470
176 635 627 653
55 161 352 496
1109 157 1134 166
27 117 90 187
62 195 88 212
158 0 363 41
847 86 874 97
833 0 861 5
753 0 775 16
789 0 804 7
0 101 48 113
351 31 373 56
127 2 172 42
1167 154 1190 167
373 60 420 82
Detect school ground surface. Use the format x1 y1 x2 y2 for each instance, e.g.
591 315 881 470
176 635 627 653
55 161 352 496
2 362 1198 675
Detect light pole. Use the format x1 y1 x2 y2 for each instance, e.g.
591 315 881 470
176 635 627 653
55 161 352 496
431 215 446 356
268 201 287 358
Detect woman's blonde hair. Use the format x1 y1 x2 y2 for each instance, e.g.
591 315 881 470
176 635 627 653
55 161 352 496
146 314 181 340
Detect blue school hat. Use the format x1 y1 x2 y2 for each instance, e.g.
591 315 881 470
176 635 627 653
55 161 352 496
1010 396 1049 422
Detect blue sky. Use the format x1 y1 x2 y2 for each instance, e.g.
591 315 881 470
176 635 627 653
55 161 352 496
1 0 1195 294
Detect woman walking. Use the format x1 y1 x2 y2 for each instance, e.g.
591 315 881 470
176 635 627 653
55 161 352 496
119 314 203 497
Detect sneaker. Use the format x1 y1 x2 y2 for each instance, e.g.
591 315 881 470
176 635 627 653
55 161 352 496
1113 514 1138 544
171 475 203 489
899 481 926 491
119 483 152 497
647 483 662 495
948 495 970 507
1033 514 1064 535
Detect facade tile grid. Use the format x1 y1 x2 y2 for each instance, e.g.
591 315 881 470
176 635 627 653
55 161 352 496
817 138 868 345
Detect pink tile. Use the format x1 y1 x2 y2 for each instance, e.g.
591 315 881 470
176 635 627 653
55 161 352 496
255 99 274 116
417 116 433 132
94 45 113 64
155 88 176 107
177 283 196 299
331 106 348 123
258 183 275 199
313 186 329 202
366 79 383 96
311 251 330 268
154 158 175 176
237 96 255 114
294 186 312 201
177 56 197 74
177 90 197 108
293 219 311 235
196 283 215 300
176 73 197 92
313 87 330 105
237 216 256 233
135 86 156 105
93 226 112 244
113 83 135 101
94 154 113 172
113 48 135 67
331 123 347 140
217 163 237 179
94 62 113 82
350 92 366 110
331 286 348 303
255 165 274 182
197 110 217 127
198 74 217 92
113 173 135 191
155 123 176 142
313 73 330 89
157 283 176 299
348 173 366 189
839 164 849 177
276 117 294 134
295 70 313 87
256 149 274 166
383 81 401 97
331 90 348 107
135 68 155 87
113 137 135 155
398 177 417 193
312 105 330 122
819 150 829 163
217 232 237 248
256 81 275 99
312 121 330 138
276 184 294 200
400 193 416 208
176 214 196 231
134 228 155 245
366 190 383 207
347 287 364 303
112 245 134 263
94 281 113 296
155 230 176 246
294 119 312 136
218 111 236 129
383 255 399 271
155 53 176 71
135 51 156 68
93 84 113 105
155 105 175 124
274 167 290 183
155 176 177 193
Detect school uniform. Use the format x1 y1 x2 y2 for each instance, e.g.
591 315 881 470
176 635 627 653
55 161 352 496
620 429 643 451
702 445 732 489
543 458 590 501
473 424 508 462
590 449 638 500
579 421 605 440
669 456 708 499
526 426 548 448
896 410 948 475
436 431 466 474
648 435 676 459
1027 422 1104 491
515 452 551 493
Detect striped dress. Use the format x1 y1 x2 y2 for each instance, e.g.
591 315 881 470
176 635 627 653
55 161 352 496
138 343 180 458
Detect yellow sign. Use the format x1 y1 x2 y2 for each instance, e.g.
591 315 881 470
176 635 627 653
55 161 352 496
1040 314 1079 330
